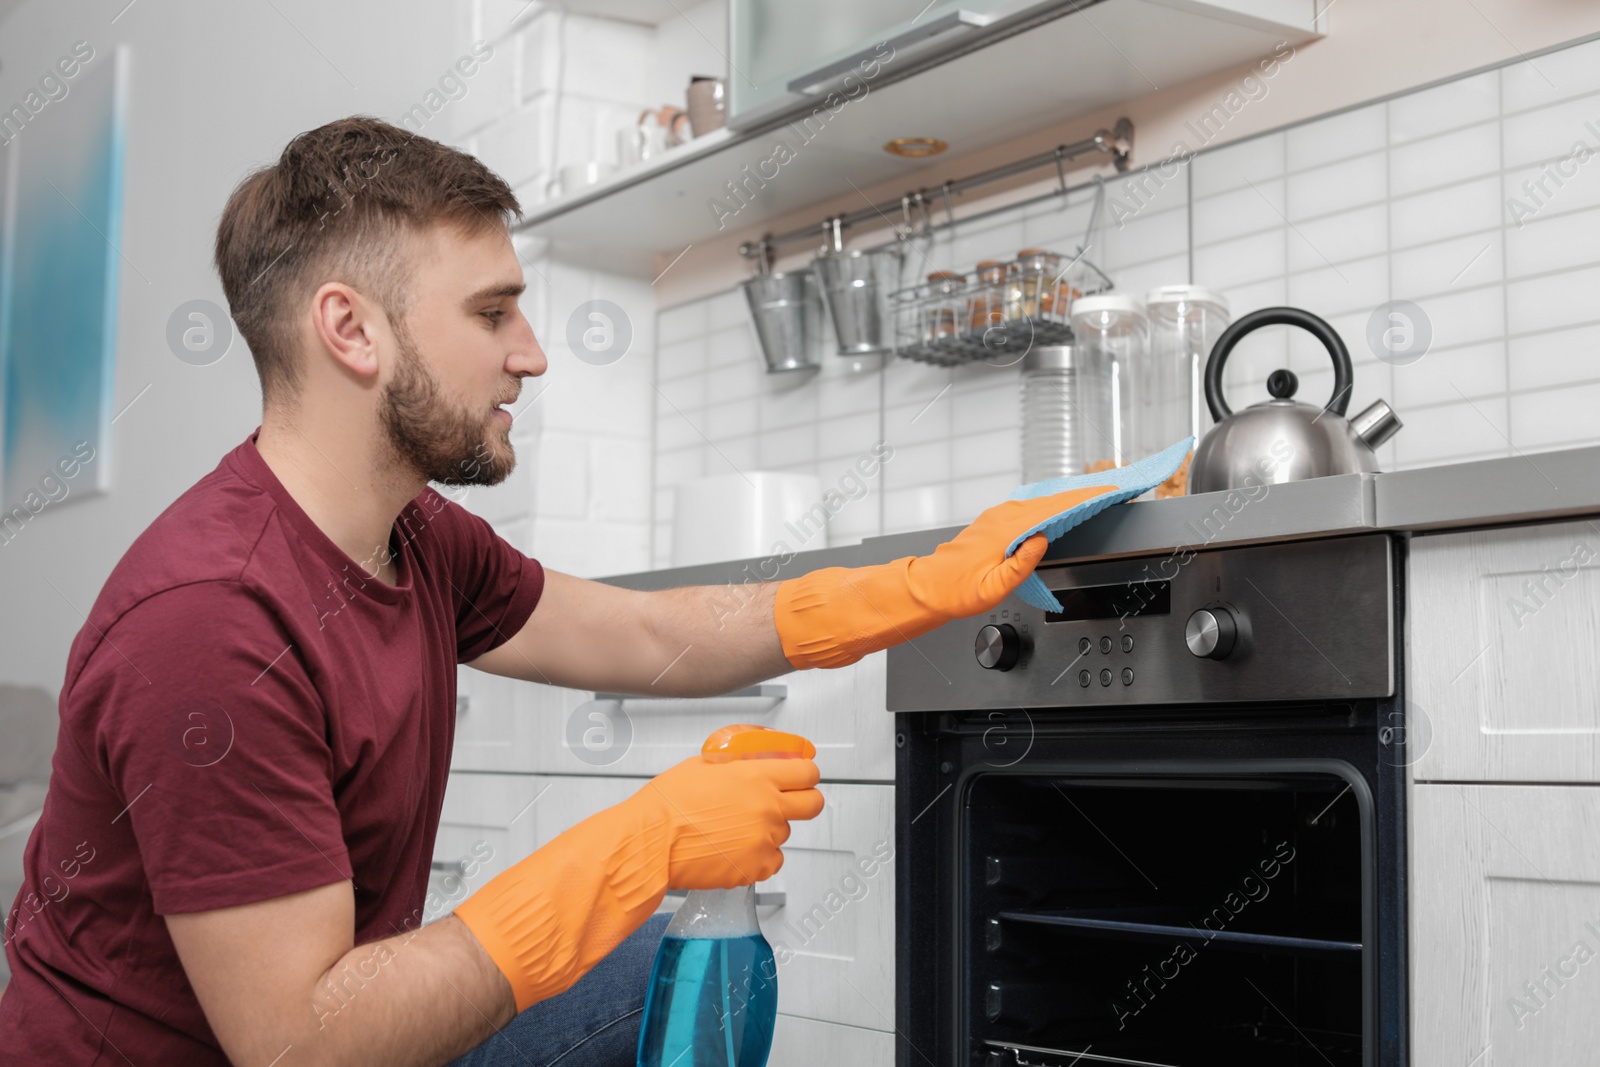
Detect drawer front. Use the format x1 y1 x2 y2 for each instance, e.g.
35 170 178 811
1408 518 1600 782
1410 781 1600 1066
424 772 544 923
768 1015 895 1067
755 782 895 1030
530 778 897 1029
521 651 895 781
450 665 539 773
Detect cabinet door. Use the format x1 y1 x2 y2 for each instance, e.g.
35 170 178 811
450 664 542 773
757 782 895 1032
531 778 897 1031
1408 519 1600 782
523 651 895 781
1410 782 1600 1066
768 1015 895 1067
424 771 544 923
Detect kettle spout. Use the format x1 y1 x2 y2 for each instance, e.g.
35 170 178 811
1350 399 1403 449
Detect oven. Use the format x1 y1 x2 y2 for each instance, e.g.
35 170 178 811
887 533 1408 1067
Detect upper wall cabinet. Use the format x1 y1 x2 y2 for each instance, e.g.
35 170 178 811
520 0 1323 258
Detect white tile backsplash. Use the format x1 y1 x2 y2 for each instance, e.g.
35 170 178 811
1389 121 1501 199
1389 69 1500 145
641 35 1600 568
1287 202 1388 271
1287 106 1388 171
1288 152 1388 220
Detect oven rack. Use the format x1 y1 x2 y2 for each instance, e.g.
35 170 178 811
996 906 1361 955
983 1025 1364 1067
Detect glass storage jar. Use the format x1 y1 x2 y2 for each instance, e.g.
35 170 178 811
1069 294 1149 471
1139 285 1230 487
969 260 1008 333
923 271 966 342
1016 248 1063 318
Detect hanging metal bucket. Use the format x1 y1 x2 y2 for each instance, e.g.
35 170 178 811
813 246 903 358
741 269 823 374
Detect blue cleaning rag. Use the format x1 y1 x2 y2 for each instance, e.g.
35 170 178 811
1004 436 1195 613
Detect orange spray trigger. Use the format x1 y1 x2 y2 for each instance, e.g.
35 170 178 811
701 724 816 762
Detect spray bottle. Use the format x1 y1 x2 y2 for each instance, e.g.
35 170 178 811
636 724 814 1067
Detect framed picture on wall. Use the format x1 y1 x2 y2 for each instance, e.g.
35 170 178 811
0 43 127 523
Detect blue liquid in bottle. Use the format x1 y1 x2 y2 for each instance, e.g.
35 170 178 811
638 890 778 1067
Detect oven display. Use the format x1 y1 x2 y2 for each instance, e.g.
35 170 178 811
1043 579 1170 622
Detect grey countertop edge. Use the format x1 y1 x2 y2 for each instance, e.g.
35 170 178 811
597 444 1600 592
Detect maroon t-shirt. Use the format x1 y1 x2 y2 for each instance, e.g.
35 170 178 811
0 427 544 1064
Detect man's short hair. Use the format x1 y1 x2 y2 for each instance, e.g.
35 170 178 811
214 115 520 408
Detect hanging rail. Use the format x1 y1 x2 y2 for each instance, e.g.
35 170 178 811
738 118 1132 263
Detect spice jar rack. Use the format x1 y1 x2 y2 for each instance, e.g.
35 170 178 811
889 249 1113 366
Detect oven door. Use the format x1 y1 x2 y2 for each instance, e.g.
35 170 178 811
894 707 1408 1067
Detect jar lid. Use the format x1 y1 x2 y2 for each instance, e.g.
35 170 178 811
1144 284 1228 313
1021 343 1078 372
926 270 963 282
975 260 1005 269
1071 293 1145 320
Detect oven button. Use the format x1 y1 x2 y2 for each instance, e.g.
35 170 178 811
1122 667 1134 685
975 623 1022 671
1099 636 1113 654
1079 637 1092 655
1122 634 1134 653
1185 607 1239 660
1079 670 1091 687
1099 668 1113 686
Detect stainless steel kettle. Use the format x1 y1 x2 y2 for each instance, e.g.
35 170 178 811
1189 307 1402 494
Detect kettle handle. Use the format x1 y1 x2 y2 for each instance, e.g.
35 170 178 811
1203 306 1354 421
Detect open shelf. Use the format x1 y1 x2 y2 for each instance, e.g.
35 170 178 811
516 0 1320 256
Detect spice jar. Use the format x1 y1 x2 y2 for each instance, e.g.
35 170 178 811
924 271 966 342
1016 248 1063 318
969 260 1008 333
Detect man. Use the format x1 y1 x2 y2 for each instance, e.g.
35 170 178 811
0 116 1108 1066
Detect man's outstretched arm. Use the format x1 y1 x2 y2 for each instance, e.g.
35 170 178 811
166 882 513 1067
466 486 1114 694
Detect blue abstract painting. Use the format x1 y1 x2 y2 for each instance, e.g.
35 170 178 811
0 45 126 516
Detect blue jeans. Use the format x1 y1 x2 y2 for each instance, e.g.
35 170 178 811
447 913 670 1067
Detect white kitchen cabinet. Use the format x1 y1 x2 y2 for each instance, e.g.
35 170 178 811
1408 782 1600 1067
1407 518 1600 782
752 782 895 1032
450 664 540 773
455 651 895 782
430 772 896 1036
768 1014 897 1067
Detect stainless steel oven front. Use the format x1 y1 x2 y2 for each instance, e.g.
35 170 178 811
888 533 1409 1067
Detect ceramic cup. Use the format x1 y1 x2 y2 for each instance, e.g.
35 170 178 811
686 76 727 138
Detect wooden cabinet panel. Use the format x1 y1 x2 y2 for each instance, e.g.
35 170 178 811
1407 519 1600 782
1410 782 1600 1065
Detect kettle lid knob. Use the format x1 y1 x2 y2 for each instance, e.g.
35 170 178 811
1266 369 1298 400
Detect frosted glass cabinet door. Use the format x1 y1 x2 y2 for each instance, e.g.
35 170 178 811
728 0 1032 121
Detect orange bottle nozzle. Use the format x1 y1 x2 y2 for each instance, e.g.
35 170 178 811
701 724 816 762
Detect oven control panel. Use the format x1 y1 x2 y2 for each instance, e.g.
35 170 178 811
887 533 1394 709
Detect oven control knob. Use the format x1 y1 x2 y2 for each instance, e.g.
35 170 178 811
975 623 1022 671
1185 607 1238 660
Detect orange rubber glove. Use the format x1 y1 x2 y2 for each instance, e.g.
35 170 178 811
453 727 823 1012
773 486 1117 669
